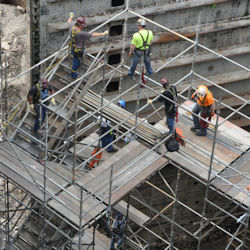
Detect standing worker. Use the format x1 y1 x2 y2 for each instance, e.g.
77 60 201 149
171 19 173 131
27 78 56 134
68 12 109 79
191 85 215 136
110 212 126 250
98 116 118 153
148 78 178 133
128 18 153 77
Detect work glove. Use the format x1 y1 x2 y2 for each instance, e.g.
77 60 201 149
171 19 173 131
103 30 109 36
191 94 195 100
211 112 215 116
30 104 34 111
147 99 153 104
51 97 56 106
69 12 74 18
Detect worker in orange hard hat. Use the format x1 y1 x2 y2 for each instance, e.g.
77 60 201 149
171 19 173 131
191 85 215 136
67 12 109 79
27 78 55 134
128 18 153 77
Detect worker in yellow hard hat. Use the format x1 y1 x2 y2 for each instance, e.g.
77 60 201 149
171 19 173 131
128 18 153 77
191 85 215 136
67 12 109 79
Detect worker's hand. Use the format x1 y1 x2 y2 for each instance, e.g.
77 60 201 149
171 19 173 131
103 30 109 36
30 104 34 111
69 12 74 18
51 97 56 106
129 51 132 57
191 94 195 100
147 99 153 104
211 112 215 117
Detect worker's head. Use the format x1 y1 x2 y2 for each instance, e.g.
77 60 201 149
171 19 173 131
161 78 169 89
117 99 126 108
197 86 207 98
41 78 48 89
137 18 147 28
116 212 123 220
76 17 86 28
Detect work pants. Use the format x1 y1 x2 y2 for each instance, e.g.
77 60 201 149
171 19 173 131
34 104 46 133
71 49 83 79
128 50 153 77
110 233 124 249
166 115 175 133
192 103 207 135
101 126 114 152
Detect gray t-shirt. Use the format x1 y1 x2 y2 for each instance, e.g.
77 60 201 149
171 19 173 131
69 24 92 49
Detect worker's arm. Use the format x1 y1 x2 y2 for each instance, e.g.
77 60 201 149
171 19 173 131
67 12 74 23
92 31 109 37
27 93 32 104
191 90 197 100
129 44 136 57
211 102 215 115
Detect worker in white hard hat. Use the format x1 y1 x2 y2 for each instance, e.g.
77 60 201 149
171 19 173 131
191 85 215 136
128 18 153 77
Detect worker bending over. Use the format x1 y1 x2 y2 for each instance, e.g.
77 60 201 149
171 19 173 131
68 12 108 79
128 18 153 77
27 78 55 134
148 78 178 133
191 85 215 136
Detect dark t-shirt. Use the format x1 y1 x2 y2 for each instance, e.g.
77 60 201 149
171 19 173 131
157 86 177 117
69 24 92 49
28 84 53 104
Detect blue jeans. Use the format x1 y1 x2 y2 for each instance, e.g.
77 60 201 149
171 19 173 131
111 233 124 249
192 103 207 133
101 127 114 152
166 115 175 133
71 50 83 79
34 104 46 133
128 50 153 77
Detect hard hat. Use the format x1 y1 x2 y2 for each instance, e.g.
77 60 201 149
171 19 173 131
137 18 147 27
118 99 126 108
41 78 48 87
161 78 169 85
197 86 207 97
76 17 86 26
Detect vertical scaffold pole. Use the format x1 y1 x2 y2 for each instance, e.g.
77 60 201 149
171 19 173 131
78 186 83 250
197 94 221 250
188 11 201 100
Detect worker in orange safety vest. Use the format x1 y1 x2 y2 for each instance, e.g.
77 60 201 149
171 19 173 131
190 85 215 136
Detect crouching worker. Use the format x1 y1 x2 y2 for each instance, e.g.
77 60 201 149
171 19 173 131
27 78 55 134
191 85 215 136
110 213 126 250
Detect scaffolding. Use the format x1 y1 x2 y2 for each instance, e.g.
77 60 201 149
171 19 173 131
0 1 249 249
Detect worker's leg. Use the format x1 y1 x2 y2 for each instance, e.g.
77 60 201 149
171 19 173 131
117 234 124 247
110 234 116 249
101 127 114 152
166 115 174 133
33 104 41 133
191 103 201 130
71 55 80 79
128 51 141 76
144 51 153 76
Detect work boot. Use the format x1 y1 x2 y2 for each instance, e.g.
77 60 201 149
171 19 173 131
107 148 118 153
195 129 207 136
190 126 199 132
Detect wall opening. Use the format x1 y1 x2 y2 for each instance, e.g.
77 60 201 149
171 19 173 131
107 81 119 92
111 0 124 7
110 25 123 36
108 54 121 65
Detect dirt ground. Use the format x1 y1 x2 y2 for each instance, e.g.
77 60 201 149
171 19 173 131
0 2 29 114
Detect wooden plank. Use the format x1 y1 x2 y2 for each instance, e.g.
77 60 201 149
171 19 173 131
110 157 168 205
114 200 150 227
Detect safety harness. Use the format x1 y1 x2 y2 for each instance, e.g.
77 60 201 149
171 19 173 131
166 86 178 115
137 30 150 50
69 26 82 54
198 91 212 116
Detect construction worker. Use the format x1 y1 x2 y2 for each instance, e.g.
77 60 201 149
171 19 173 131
98 116 118 153
27 78 55 134
128 18 153 77
148 78 178 133
191 85 215 136
68 12 109 79
110 212 126 250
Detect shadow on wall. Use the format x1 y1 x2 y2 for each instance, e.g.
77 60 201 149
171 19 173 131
1 0 26 9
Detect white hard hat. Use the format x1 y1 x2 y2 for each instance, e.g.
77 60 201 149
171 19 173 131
197 86 207 97
137 18 147 27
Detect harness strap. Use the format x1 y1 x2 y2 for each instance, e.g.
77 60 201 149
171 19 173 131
70 26 82 53
166 86 178 114
36 83 40 100
137 30 150 50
